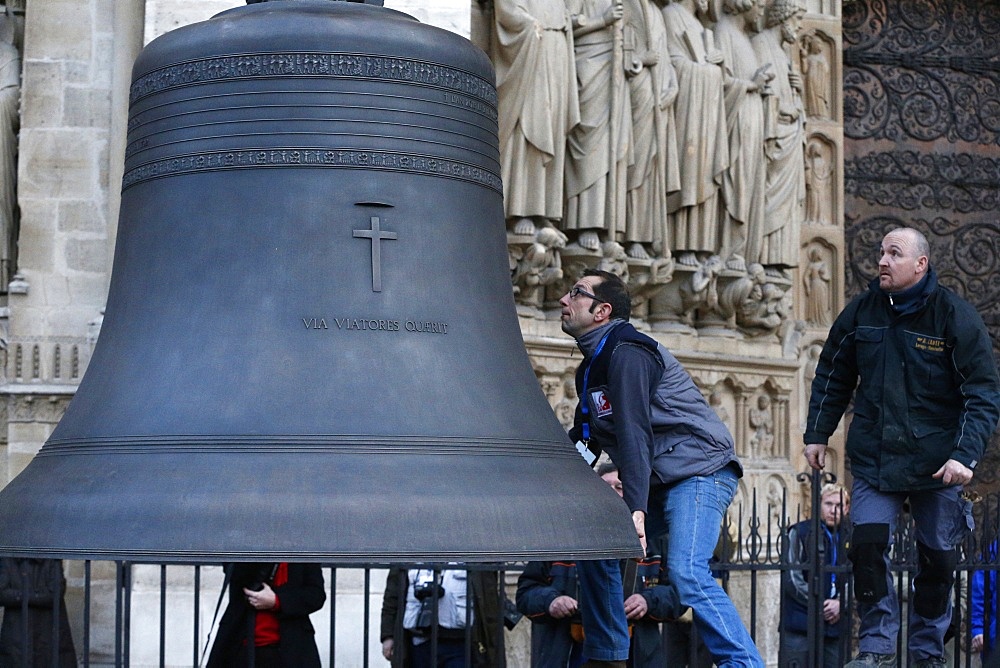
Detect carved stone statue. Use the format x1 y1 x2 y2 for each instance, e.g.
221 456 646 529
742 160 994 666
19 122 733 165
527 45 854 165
564 0 631 252
0 16 20 290
493 0 578 235
597 239 630 283
748 394 774 457
677 254 723 325
766 475 785 529
623 0 680 260
800 33 830 119
720 262 786 335
659 0 728 262
512 225 568 308
715 0 771 270
554 371 578 430
804 137 833 224
802 245 832 326
751 0 806 269
709 388 731 429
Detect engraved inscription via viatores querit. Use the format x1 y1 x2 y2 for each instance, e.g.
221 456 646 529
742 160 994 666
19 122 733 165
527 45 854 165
121 148 502 193
302 317 449 334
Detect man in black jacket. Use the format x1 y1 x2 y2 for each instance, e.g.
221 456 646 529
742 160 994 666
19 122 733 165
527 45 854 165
804 227 1000 668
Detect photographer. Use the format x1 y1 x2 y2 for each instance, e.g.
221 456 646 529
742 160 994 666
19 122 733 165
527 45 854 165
207 562 325 668
380 565 505 668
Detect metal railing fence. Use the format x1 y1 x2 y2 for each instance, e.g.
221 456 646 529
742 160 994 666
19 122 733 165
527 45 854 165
3 475 999 667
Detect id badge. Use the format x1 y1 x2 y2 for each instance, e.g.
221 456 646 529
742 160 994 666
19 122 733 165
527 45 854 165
575 440 598 466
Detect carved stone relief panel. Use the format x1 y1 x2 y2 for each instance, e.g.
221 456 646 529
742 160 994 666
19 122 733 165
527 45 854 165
486 0 843 349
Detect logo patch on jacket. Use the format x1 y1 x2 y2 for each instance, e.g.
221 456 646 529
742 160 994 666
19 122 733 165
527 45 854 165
591 390 613 417
913 335 945 353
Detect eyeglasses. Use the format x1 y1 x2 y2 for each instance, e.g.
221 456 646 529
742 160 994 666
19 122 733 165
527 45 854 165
569 286 605 303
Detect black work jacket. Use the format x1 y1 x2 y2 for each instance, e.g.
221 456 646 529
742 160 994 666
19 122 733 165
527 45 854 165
804 271 1000 491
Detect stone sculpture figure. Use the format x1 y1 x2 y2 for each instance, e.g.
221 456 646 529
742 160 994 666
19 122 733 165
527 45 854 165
751 0 806 269
714 0 771 270
622 0 680 260
804 137 832 224
748 394 775 457
677 254 723 325
800 33 830 119
720 262 786 334
597 239 630 283
0 16 20 290
709 389 731 430
493 0 579 236
659 0 728 264
512 226 569 308
554 371 579 431
802 246 832 326
563 0 631 252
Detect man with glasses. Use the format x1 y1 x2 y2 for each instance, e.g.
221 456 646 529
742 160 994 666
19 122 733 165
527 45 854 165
559 268 762 668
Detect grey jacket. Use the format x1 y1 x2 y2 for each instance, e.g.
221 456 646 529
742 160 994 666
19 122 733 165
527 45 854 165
571 321 741 513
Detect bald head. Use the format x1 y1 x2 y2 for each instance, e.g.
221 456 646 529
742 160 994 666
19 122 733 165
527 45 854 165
878 227 929 292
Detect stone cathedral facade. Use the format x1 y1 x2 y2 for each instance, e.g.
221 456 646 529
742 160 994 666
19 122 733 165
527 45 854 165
0 0 851 664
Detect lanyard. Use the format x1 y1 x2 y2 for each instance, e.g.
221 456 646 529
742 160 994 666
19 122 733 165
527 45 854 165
580 329 614 443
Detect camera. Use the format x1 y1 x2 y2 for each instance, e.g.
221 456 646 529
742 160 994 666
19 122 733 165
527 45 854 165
246 563 277 592
413 581 446 628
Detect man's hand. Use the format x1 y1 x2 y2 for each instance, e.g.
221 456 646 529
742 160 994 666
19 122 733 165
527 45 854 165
382 638 395 661
822 598 840 624
933 459 973 486
804 443 826 470
624 593 648 620
972 633 985 653
632 510 647 555
548 595 579 618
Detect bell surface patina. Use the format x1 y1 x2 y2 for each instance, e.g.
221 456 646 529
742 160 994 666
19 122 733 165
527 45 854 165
0 0 640 562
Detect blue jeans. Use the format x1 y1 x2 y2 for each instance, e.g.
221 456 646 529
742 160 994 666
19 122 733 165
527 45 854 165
577 558 631 661
410 637 467 668
647 467 764 668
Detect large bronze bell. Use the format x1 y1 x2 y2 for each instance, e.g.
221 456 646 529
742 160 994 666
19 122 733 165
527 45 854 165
0 0 640 562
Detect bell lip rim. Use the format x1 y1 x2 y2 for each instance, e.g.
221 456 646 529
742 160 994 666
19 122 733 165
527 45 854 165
0 547 645 564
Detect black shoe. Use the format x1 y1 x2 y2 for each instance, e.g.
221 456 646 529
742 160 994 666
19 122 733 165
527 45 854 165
844 652 896 667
